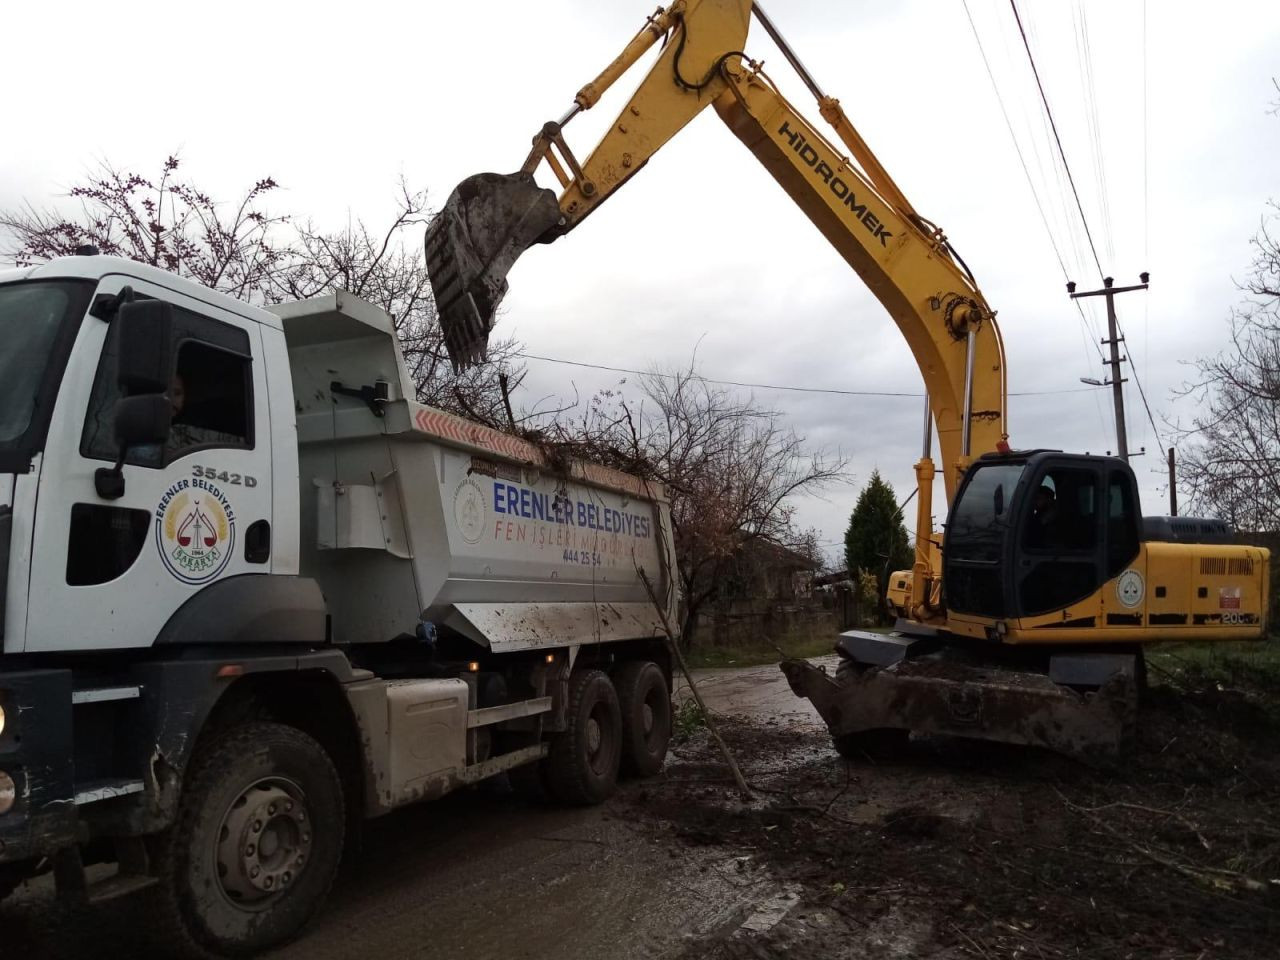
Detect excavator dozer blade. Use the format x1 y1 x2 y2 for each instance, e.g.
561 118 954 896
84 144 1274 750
780 654 1137 761
425 172 563 371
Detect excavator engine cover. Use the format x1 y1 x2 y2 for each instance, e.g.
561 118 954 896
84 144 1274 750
425 172 562 371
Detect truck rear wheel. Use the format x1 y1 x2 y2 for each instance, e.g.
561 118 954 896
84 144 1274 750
546 669 622 805
614 661 671 778
154 722 345 956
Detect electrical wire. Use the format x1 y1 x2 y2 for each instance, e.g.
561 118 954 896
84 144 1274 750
961 0 1069 282
514 351 1108 399
1073 2 1116 265
961 0 1109 447
1009 0 1106 282
1112 315 1164 450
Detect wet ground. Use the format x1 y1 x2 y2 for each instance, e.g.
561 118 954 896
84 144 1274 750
4 655 1279 958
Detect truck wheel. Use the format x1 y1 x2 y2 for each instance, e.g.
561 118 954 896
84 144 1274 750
545 669 622 805
154 722 345 957
614 661 671 778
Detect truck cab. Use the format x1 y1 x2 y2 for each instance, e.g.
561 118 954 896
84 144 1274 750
1 256 295 656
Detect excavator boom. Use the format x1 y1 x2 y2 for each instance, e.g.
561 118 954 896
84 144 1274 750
424 0 1007 503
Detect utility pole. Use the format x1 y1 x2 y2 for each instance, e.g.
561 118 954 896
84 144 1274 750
1068 273 1149 460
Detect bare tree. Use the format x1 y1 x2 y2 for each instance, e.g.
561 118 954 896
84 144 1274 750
1177 203 1280 532
0 156 290 301
544 364 845 646
0 157 526 425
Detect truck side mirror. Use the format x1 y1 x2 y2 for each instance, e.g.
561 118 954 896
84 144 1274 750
115 394 172 447
116 299 173 393
95 300 175 500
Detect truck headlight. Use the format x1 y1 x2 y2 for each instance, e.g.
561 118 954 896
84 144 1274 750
0 771 15 815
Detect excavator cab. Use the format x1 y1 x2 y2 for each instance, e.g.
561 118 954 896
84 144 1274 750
943 451 1141 623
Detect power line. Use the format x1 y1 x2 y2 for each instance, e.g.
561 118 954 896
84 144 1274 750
1009 0 1106 281
1073 1 1116 264
515 351 1107 399
1113 315 1164 450
962 0 1108 452
961 0 1069 281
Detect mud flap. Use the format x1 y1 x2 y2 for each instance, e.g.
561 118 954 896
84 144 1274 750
779 657 1137 760
424 172 563 370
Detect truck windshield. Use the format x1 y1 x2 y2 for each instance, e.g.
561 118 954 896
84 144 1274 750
0 279 90 460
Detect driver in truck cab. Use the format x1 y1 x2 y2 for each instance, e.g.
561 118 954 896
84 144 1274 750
166 371 236 455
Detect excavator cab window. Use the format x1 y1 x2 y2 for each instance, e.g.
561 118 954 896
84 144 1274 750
1105 469 1141 577
1016 466 1101 615
943 462 1025 618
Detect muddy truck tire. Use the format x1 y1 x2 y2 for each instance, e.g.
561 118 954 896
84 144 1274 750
546 669 622 805
152 722 345 957
613 661 671 778
831 658 909 761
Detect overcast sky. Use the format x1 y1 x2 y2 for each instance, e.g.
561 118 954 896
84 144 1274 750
5 0 1278 564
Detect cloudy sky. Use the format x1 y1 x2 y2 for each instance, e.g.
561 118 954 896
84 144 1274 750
5 0 1278 564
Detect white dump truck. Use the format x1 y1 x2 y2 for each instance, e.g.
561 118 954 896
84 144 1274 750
0 253 678 954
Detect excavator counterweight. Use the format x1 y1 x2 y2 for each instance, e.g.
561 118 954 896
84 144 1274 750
425 172 561 370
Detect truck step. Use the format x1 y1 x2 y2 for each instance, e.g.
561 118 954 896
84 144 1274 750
467 696 553 728
74 779 145 805
71 685 142 705
86 872 158 904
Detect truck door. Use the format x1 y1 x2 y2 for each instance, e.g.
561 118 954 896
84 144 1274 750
23 275 273 652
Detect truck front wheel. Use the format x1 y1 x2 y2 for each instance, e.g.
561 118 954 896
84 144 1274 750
546 669 622 805
614 661 671 778
154 722 345 956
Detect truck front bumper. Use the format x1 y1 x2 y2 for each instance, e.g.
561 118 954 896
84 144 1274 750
0 669 78 863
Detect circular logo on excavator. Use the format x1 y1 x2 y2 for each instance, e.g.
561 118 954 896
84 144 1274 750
155 479 236 584
1115 569 1144 608
454 478 486 544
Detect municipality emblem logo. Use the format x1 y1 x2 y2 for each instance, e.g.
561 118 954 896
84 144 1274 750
454 478 486 544
155 479 237 584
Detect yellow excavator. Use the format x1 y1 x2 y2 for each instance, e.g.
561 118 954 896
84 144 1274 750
425 0 1270 757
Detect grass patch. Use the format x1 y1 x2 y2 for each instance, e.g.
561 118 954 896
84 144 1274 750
684 628 890 669
1147 638 1280 727
1148 638 1280 689
671 698 706 741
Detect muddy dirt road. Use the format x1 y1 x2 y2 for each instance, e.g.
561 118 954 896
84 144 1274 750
5 655 1278 959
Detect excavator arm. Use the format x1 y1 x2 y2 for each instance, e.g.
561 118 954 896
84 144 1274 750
425 0 1009 615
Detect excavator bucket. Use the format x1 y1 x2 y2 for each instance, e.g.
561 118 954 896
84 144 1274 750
425 172 563 371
